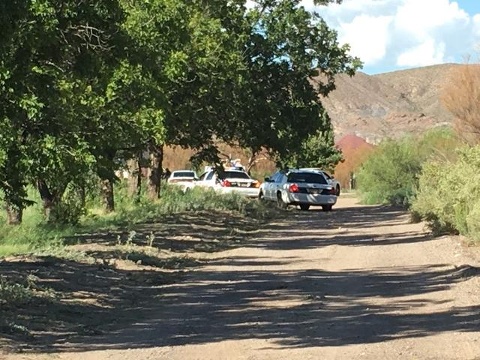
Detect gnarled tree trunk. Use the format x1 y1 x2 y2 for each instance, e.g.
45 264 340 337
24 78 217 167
37 179 64 222
127 156 142 198
5 203 23 225
101 178 115 213
147 144 163 200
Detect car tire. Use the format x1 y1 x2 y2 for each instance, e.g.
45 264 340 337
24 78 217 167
322 204 333 211
258 191 265 202
277 192 288 209
336 185 341 196
299 204 310 211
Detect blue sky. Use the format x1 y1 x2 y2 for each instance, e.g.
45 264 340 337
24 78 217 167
307 0 480 74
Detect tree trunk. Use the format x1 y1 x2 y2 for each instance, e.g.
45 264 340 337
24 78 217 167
37 179 61 222
246 150 259 175
5 203 23 225
101 178 115 213
147 144 163 200
78 183 86 209
127 157 142 197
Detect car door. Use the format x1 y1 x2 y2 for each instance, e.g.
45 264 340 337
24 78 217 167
268 172 284 200
264 172 279 200
197 171 215 188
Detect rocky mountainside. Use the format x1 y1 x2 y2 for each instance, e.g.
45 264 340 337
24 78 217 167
318 63 459 143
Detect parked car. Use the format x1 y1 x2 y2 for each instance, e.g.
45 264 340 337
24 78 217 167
259 168 337 211
196 169 261 198
300 168 341 196
167 170 198 191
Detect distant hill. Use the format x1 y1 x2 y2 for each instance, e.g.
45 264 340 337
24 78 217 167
317 63 459 143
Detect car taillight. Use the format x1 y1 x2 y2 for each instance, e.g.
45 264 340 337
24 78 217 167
289 183 299 193
221 179 232 187
251 181 260 188
329 187 336 195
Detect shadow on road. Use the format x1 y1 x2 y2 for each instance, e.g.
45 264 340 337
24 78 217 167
1 202 479 353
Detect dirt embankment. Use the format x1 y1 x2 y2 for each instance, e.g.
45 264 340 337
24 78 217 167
2 197 480 360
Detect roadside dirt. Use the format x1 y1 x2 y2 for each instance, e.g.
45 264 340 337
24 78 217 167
2 197 480 360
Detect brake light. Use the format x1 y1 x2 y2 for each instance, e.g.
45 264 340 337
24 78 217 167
329 187 336 195
221 179 232 187
289 183 299 193
251 181 260 188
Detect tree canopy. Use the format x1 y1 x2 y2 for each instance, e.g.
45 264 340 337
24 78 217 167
0 0 361 224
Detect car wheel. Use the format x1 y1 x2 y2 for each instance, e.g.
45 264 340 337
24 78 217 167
299 204 310 211
322 204 333 211
336 185 341 196
258 191 265 201
277 192 288 209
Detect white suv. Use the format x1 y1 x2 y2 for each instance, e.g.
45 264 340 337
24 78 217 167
259 169 337 211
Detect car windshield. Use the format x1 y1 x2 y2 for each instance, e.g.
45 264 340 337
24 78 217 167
173 171 195 178
287 172 327 184
222 171 251 180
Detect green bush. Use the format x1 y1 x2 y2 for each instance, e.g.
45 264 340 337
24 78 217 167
356 138 421 205
412 146 480 239
356 128 460 206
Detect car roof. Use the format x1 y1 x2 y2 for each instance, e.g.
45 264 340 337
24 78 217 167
171 170 196 175
298 167 326 172
288 168 324 174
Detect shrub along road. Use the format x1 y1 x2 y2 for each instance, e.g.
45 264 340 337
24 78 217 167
3 197 480 360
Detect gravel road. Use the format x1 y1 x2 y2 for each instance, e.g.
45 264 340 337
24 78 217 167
4 197 480 360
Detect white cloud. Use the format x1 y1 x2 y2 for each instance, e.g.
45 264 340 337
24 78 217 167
311 0 480 73
338 15 393 64
473 14 480 36
396 38 446 67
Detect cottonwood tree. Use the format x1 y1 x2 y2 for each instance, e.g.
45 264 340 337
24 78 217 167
226 0 361 169
0 0 127 222
0 0 360 224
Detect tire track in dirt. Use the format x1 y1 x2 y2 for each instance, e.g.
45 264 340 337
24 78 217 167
3 197 480 360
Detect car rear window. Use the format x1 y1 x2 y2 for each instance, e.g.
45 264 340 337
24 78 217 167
173 171 195 178
287 172 327 184
222 171 251 179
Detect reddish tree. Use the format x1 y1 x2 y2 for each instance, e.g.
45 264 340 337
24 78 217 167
334 134 375 189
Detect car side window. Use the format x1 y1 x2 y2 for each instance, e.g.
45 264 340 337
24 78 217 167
205 171 215 181
273 172 284 183
270 172 279 182
198 172 207 181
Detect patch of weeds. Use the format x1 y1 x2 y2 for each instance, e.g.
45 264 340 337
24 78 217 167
0 277 34 305
0 321 33 339
0 273 58 309
146 231 155 247
33 247 93 264
160 256 199 269
116 230 137 247
119 250 198 269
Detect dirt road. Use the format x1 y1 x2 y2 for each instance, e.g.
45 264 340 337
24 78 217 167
4 197 480 360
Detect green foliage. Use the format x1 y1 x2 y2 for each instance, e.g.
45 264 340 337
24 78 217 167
280 111 343 169
231 1 361 167
0 0 358 223
357 139 421 205
49 184 87 225
357 128 461 206
90 182 271 227
0 277 34 305
0 182 272 257
412 146 480 240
